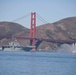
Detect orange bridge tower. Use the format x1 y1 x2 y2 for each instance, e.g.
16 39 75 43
30 12 36 48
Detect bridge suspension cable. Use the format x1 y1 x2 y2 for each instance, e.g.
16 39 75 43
36 13 48 24
11 12 48 25
12 13 30 22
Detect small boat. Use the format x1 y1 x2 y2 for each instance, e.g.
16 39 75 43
72 51 76 54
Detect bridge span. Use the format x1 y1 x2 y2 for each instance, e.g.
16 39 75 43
0 36 75 44
0 12 75 50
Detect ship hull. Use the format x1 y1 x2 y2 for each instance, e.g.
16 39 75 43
0 46 35 51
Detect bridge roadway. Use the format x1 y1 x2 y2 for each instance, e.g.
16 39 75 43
0 36 75 44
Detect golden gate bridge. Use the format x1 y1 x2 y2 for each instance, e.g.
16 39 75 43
0 12 76 50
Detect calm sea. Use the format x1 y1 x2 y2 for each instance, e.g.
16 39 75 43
0 51 76 75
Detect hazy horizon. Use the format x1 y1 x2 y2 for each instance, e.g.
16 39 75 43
0 0 76 28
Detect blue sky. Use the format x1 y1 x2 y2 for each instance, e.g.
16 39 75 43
0 0 76 28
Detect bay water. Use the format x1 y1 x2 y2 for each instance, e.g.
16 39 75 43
0 51 76 75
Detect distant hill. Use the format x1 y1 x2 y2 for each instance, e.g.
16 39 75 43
0 22 29 46
36 17 76 50
0 21 28 36
0 17 76 50
53 17 76 40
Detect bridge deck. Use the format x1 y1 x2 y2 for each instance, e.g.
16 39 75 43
0 36 75 44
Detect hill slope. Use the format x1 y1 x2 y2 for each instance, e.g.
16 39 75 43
36 17 76 50
53 17 76 39
0 21 28 36
0 22 29 45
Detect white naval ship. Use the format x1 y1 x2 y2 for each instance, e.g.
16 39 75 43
0 39 35 51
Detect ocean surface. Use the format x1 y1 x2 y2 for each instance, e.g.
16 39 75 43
0 51 76 75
